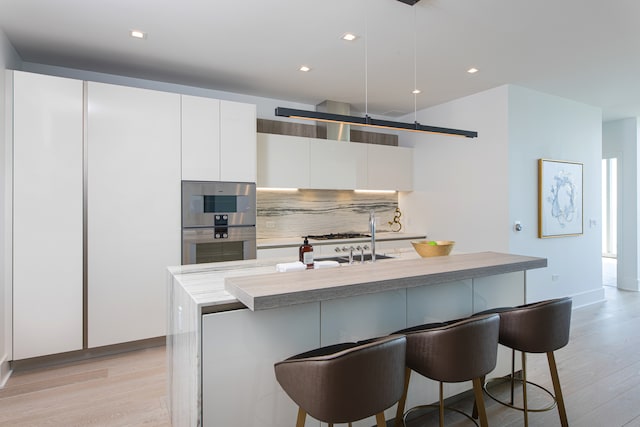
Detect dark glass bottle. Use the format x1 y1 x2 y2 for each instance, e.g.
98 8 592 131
299 237 314 269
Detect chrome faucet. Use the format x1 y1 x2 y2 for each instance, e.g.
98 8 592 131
369 210 376 262
356 245 369 263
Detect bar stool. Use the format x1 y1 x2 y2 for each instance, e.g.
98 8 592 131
274 334 407 427
476 297 572 427
394 314 500 427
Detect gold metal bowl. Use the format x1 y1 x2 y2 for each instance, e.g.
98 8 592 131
411 240 455 257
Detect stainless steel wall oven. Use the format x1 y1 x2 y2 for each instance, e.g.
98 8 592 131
181 181 256 264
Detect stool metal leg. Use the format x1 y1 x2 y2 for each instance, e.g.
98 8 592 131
510 348 516 405
439 381 445 427
376 412 386 427
547 351 569 427
395 367 412 427
296 407 306 427
521 352 528 427
472 377 489 427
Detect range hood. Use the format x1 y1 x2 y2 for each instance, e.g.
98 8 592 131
315 100 351 141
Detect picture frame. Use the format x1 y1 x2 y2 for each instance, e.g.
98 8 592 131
538 158 583 238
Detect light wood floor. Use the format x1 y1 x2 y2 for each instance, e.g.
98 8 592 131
1 281 639 427
0 346 170 426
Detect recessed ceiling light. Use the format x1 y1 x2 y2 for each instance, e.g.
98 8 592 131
412 89 421 94
299 65 311 72
467 67 479 74
130 30 147 39
342 33 357 41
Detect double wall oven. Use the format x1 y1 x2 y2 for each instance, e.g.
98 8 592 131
181 181 256 265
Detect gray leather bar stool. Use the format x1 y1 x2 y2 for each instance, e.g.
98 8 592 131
394 314 500 427
475 297 572 427
274 334 407 427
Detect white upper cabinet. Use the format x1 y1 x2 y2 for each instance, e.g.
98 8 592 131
366 144 413 191
87 82 181 348
182 95 221 181
182 96 257 183
12 71 84 359
257 133 310 188
257 133 413 191
309 139 367 190
220 100 257 183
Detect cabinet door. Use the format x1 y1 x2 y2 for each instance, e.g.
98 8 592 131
87 82 181 348
367 144 413 191
181 95 221 181
220 100 256 182
13 71 83 359
257 133 310 188
309 139 367 190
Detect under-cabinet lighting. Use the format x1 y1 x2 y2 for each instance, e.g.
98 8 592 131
467 67 479 74
257 187 299 192
275 107 477 138
354 189 397 194
299 65 311 72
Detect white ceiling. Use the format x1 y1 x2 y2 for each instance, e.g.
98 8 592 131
1 0 639 121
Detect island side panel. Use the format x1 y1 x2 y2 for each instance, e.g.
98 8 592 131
202 303 321 427
320 288 408 427
404 279 474 411
167 272 200 427
473 271 527 385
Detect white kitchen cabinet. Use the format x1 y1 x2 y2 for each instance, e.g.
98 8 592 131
181 95 221 181
181 97 256 183
12 71 84 359
367 144 413 191
309 139 367 190
87 82 181 348
182 96 256 183
257 133 310 188
257 133 413 191
220 100 256 182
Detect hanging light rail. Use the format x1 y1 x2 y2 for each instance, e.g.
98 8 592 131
274 107 478 138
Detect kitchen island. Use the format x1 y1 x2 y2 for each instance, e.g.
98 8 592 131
167 251 546 427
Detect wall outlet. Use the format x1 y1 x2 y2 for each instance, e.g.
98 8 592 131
552 274 560 282
266 221 276 229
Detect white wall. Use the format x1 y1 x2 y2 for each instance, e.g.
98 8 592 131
603 118 640 291
399 86 510 253
508 86 603 306
0 29 21 386
400 85 604 308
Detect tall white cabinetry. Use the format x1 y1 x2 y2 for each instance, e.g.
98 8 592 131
182 96 256 182
12 71 84 359
87 82 181 348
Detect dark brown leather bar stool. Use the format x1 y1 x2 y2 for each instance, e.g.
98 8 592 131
274 334 406 427
476 297 572 427
394 314 500 427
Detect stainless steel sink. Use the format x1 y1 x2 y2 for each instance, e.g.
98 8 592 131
316 254 394 264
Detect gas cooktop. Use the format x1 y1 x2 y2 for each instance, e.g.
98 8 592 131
306 233 371 240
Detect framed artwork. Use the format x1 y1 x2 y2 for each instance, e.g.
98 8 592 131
538 158 583 238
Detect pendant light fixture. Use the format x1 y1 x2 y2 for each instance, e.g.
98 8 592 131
275 0 478 139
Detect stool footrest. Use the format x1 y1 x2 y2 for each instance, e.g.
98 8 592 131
484 376 557 413
404 404 480 427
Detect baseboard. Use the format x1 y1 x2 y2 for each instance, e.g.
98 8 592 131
0 354 12 388
571 287 606 309
10 336 165 373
